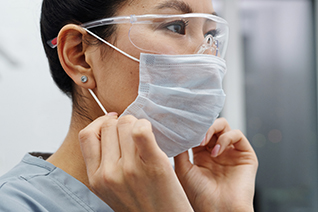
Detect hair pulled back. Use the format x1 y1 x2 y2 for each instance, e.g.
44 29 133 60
40 0 127 98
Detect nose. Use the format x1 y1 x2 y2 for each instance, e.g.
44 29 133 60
195 35 219 55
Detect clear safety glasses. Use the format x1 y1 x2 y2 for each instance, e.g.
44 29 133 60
48 13 229 58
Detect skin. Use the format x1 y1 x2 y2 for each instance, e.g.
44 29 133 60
175 118 258 212
79 114 193 212
78 115 258 212
47 0 258 211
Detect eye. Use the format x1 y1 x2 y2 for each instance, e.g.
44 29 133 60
205 29 220 38
163 20 189 35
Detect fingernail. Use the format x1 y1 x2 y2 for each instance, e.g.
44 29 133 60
107 112 118 116
200 135 207 146
211 144 221 158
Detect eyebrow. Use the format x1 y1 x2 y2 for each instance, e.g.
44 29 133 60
155 0 218 16
155 0 193 13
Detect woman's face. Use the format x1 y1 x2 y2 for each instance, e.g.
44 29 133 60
89 0 216 115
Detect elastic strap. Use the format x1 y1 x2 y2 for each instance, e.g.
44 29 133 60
88 89 108 115
84 28 140 63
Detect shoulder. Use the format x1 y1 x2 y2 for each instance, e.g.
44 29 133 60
0 177 49 211
0 154 62 211
0 153 114 212
0 153 55 187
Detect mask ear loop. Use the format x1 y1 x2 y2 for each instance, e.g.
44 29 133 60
88 89 108 115
84 28 140 63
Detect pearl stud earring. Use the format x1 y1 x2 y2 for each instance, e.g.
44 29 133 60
81 76 88 83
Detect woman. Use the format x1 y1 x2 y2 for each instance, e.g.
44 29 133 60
0 0 258 211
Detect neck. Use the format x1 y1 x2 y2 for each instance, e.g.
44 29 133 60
47 110 92 189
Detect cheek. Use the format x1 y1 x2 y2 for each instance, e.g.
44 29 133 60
117 60 140 113
120 58 140 95
117 24 179 55
106 53 140 113
96 26 142 114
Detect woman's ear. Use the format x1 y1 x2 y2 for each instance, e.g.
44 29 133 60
57 24 96 89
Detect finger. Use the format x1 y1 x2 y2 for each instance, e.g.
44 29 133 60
79 115 116 176
174 151 192 177
211 130 253 158
117 115 138 160
132 119 165 163
201 118 231 146
100 114 121 165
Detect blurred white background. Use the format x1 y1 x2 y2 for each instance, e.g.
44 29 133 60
0 0 72 175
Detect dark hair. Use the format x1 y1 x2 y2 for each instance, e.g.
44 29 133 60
40 0 128 98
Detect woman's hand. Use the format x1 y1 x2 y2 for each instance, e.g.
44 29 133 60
79 114 193 212
174 118 258 212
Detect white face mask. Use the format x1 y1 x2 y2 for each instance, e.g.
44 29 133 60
122 53 226 157
86 30 227 157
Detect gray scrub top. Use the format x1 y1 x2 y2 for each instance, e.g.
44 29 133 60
0 153 114 212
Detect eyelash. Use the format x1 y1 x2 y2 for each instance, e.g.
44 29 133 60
205 29 220 37
157 20 220 38
160 19 189 35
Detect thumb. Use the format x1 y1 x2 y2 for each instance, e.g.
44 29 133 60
174 151 192 177
132 119 166 162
